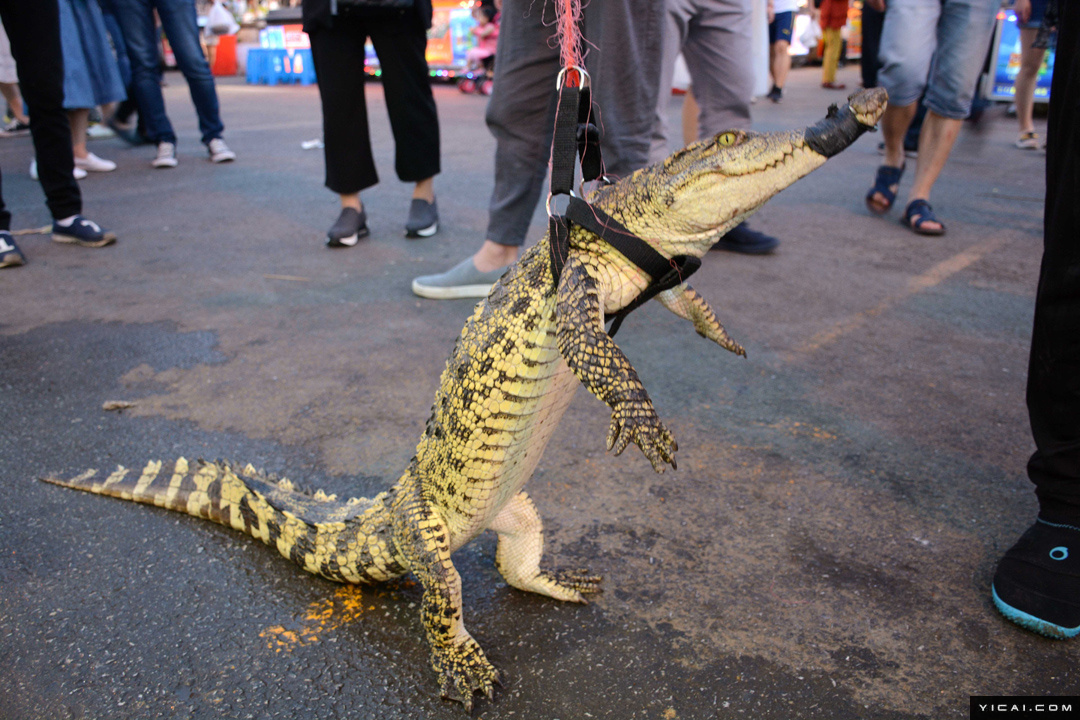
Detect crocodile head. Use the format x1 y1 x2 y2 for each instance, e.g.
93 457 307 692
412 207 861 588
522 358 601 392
593 88 888 258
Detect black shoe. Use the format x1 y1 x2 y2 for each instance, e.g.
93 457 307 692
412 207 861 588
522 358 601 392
405 197 438 238
992 518 1080 639
711 222 779 255
326 207 369 248
51 215 117 248
0 230 26 267
766 86 782 103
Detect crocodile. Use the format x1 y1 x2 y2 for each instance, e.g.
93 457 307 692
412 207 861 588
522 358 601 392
44 88 887 710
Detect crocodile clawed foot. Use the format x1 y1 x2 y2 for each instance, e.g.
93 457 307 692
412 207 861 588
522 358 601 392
547 567 603 599
432 637 500 711
607 401 678 473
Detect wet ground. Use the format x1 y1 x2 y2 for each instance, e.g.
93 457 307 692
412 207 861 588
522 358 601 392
1 62 1075 719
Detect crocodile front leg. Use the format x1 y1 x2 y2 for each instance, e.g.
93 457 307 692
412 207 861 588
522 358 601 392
390 478 498 710
489 491 602 602
656 283 746 356
555 254 678 472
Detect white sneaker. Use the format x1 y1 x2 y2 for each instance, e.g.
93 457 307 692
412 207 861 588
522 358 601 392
74 152 117 172
152 142 179 168
30 159 87 180
207 138 236 163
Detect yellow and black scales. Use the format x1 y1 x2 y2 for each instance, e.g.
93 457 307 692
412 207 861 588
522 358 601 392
44 90 887 709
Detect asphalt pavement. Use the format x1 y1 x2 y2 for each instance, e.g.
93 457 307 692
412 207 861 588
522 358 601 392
0 62 1075 719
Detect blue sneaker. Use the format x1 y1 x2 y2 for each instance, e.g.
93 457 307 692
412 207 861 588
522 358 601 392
52 215 117 248
992 518 1080 639
0 230 26 267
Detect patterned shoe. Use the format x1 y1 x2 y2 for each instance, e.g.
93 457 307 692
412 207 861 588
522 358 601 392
405 197 438 238
992 518 1080 639
1016 132 1039 150
326 207 369 248
0 231 26 267
51 215 117 248
412 257 507 299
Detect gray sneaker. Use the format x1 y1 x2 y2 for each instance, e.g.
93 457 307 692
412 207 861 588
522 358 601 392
412 257 507 299
326 207 369 248
405 198 438 238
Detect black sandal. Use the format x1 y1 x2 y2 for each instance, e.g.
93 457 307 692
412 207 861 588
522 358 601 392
865 164 904 215
901 199 946 236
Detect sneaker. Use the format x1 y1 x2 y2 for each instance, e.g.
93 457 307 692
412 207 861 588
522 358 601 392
0 230 26 268
51 215 117 248
86 123 115 139
326 207 369 248
766 86 782 103
152 142 179 168
710 222 780 255
0 118 30 136
30 159 87 181
207 138 236 163
1016 132 1039 150
412 256 507 300
107 117 151 146
992 518 1080 639
405 197 438 238
74 152 117 173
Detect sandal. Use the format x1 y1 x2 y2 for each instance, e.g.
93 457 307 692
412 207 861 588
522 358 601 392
865 164 904 215
901 199 946 236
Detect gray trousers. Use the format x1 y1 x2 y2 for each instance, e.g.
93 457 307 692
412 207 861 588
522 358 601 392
649 0 754 163
484 0 664 247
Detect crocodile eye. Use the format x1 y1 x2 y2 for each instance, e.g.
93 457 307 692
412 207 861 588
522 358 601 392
717 132 738 146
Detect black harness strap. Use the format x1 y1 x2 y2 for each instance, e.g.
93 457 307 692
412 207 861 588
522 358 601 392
547 70 697 337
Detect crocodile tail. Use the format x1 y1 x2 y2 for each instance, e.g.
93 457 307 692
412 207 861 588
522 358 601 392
42 458 405 584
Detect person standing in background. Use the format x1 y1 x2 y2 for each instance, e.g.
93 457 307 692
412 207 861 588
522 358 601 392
766 0 798 102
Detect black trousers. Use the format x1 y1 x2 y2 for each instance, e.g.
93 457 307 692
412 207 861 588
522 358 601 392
1027 1 1080 523
860 7 884 90
308 14 440 195
0 0 81 229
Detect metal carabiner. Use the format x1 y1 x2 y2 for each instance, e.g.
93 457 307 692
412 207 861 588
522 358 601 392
555 65 591 91
546 190 578 218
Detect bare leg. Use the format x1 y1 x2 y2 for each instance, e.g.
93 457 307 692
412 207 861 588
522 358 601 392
905 110 964 232
340 192 362 212
866 101 917 212
473 239 519 273
769 41 790 89
0 82 28 124
413 176 435 202
1015 27 1046 137
681 88 699 146
68 108 89 160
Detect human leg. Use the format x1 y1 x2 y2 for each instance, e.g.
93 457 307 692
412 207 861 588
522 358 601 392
110 0 174 146
992 0 1080 639
369 16 439 235
0 1 81 221
1014 27 1045 143
821 27 844 86
679 0 753 137
154 0 224 144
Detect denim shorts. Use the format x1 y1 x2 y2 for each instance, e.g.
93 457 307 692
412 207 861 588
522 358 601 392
769 11 794 44
877 0 999 119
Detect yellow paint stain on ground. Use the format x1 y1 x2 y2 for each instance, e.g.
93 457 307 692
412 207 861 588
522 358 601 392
762 419 837 441
662 708 678 720
783 235 1010 362
260 586 371 652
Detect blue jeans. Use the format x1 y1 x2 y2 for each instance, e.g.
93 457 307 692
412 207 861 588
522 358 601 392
111 0 224 145
878 0 998 119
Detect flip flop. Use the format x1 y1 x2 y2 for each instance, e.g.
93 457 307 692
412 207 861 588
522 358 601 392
865 164 904 215
901 199 946 236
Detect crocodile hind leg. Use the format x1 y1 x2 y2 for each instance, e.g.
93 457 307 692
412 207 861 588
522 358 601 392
389 478 498 710
656 283 746 357
489 491 602 602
